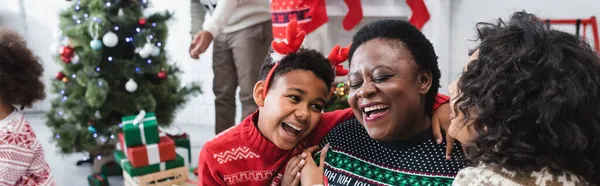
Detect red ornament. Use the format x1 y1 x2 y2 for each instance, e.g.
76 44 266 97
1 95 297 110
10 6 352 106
88 119 95 126
61 56 72 64
60 46 74 58
56 72 65 80
138 19 147 25
157 71 167 79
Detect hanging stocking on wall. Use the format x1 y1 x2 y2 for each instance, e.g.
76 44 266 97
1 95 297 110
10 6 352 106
272 0 328 41
342 0 363 31
406 0 430 30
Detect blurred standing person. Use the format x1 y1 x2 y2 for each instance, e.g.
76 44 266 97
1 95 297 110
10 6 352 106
190 0 272 135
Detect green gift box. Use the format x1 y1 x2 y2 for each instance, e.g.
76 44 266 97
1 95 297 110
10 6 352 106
87 173 109 186
122 110 159 147
114 150 184 177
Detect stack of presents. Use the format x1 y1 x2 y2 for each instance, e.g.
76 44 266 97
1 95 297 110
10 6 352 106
89 110 192 186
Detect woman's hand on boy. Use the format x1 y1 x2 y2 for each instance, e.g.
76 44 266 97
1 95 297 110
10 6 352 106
300 144 329 186
431 103 456 160
282 152 307 186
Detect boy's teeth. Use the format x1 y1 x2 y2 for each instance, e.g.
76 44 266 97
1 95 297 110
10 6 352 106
364 105 389 112
285 122 302 131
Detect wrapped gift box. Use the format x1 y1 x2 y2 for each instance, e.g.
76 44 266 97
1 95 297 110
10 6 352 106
114 150 184 177
118 133 177 167
87 173 109 186
123 166 189 186
122 110 159 147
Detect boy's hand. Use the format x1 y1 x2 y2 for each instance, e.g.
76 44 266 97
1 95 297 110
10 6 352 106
431 103 456 160
189 31 214 59
300 144 329 186
282 153 307 186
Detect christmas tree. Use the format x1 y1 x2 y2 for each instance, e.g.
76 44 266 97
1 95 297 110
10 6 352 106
45 0 201 156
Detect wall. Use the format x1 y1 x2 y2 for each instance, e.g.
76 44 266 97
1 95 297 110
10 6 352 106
449 0 600 89
1 0 450 127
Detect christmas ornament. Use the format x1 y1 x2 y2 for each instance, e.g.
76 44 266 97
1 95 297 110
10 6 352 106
90 40 103 50
56 72 66 80
151 46 161 57
157 70 167 79
60 46 74 57
88 21 103 50
137 37 160 58
125 79 138 92
61 56 72 64
95 111 101 119
72 54 80 64
88 119 95 126
138 18 147 25
102 31 119 47
88 126 96 133
62 77 70 83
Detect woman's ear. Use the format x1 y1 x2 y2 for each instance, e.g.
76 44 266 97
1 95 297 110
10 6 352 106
253 81 267 107
418 71 433 95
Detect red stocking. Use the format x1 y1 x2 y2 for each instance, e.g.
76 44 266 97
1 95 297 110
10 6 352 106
406 0 430 30
342 0 363 30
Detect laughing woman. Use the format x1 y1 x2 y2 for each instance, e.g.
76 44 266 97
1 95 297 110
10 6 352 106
449 12 600 185
300 20 467 186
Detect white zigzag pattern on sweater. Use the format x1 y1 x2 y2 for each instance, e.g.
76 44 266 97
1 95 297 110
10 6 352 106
213 146 260 164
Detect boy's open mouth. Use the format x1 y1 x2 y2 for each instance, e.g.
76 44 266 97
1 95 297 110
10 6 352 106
281 122 302 136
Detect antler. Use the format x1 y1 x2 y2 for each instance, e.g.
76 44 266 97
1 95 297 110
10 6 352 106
327 44 351 76
271 20 306 55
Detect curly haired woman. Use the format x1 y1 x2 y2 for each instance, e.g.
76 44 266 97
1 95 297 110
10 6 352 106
448 11 600 185
0 28 55 185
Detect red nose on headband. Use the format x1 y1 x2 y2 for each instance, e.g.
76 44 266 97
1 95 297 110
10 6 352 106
327 44 351 76
263 20 306 98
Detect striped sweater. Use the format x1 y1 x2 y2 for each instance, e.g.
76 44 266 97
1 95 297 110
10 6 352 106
0 108 55 186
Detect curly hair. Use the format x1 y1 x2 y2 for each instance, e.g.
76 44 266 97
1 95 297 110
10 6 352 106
260 48 335 91
0 28 46 109
455 11 600 184
349 19 440 116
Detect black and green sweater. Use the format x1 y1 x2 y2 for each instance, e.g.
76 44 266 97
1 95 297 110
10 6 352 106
316 118 467 186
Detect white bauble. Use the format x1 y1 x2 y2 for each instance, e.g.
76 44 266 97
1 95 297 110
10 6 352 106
50 42 62 56
102 31 119 47
125 79 138 92
142 43 154 53
151 46 160 57
72 54 80 64
139 49 150 58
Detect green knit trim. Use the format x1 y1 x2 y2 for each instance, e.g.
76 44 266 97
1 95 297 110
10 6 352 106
316 150 455 186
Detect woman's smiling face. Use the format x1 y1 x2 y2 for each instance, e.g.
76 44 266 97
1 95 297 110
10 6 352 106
348 38 432 141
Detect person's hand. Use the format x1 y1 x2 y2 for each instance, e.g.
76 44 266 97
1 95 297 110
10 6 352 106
281 152 307 186
189 31 214 59
431 103 456 160
300 144 329 186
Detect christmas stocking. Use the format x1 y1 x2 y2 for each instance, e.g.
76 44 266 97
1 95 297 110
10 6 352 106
342 0 363 31
406 0 430 30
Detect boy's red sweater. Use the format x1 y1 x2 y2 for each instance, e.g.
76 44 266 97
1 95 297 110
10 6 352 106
198 94 449 185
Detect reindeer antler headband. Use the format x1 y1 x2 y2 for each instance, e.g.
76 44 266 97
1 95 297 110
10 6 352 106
263 20 306 98
327 44 351 76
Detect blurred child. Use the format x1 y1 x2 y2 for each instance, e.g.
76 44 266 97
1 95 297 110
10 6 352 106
0 28 55 185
